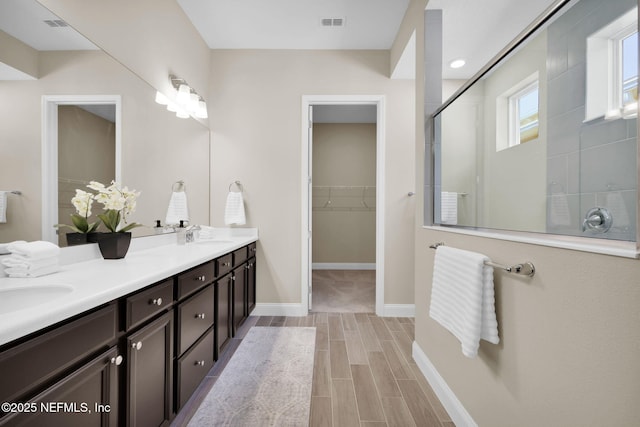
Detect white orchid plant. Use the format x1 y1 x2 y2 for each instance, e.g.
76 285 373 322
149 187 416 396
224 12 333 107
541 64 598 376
87 181 142 233
55 189 101 234
56 181 141 234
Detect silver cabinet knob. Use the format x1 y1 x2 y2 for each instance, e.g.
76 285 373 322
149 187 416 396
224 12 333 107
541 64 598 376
111 355 123 366
195 275 206 281
132 341 143 351
222 262 231 267
194 360 205 366
231 275 236 281
195 313 206 319
151 297 163 306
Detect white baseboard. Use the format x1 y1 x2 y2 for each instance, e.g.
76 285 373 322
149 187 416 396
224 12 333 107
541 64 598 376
412 341 477 427
250 303 307 317
382 304 415 317
312 263 376 270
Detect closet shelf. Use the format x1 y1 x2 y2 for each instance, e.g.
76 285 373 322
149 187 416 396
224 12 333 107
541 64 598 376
312 185 376 212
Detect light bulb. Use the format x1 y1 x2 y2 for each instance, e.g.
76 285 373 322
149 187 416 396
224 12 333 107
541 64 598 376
449 59 466 69
177 83 191 104
155 91 169 105
196 100 208 119
167 102 179 112
187 93 200 113
176 107 190 118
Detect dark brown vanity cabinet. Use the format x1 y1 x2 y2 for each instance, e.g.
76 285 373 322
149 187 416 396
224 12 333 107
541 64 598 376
0 242 257 427
126 311 173 427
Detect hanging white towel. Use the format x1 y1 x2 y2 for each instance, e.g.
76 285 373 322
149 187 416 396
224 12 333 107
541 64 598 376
0 191 7 223
224 191 246 225
440 192 458 225
429 246 499 358
166 191 189 225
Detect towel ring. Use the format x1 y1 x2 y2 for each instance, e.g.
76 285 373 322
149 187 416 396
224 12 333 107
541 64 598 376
172 181 186 192
229 180 243 192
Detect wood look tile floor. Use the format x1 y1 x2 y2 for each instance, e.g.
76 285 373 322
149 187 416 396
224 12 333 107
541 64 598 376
173 313 453 427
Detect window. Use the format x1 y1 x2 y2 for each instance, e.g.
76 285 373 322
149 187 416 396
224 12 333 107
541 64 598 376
585 8 638 121
495 72 539 151
508 81 539 146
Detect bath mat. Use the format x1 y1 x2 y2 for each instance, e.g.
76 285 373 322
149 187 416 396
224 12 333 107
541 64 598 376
188 326 316 427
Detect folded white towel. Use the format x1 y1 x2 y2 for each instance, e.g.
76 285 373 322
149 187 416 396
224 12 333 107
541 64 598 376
1 255 59 270
7 241 60 260
224 191 246 225
166 191 189 225
429 246 499 358
440 192 458 225
0 240 26 255
198 225 217 239
5 263 59 278
0 191 7 223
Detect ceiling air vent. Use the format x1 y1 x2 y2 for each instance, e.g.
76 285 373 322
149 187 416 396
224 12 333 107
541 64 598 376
43 19 68 28
321 17 345 27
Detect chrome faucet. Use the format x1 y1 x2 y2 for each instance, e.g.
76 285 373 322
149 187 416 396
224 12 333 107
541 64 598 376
185 225 201 243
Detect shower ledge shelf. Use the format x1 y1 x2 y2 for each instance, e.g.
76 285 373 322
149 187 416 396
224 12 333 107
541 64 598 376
423 226 639 259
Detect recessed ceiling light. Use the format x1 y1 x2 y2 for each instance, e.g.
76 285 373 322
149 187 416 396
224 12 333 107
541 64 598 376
449 59 466 69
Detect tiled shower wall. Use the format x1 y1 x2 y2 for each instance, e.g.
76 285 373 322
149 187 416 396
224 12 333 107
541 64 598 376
546 0 637 240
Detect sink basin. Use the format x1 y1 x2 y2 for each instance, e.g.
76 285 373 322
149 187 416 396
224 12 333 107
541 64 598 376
0 284 74 314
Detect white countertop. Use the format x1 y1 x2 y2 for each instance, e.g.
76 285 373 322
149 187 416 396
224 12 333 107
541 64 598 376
0 228 258 346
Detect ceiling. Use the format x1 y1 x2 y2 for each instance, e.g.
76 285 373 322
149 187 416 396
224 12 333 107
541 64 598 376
1 0 559 81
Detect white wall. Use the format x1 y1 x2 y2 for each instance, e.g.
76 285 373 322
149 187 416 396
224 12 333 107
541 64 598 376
208 49 415 309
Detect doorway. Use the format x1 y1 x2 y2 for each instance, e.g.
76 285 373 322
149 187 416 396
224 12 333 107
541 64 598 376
42 95 121 244
301 95 386 315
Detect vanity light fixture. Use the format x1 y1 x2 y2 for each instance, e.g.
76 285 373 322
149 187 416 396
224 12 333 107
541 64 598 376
155 74 208 119
449 59 466 69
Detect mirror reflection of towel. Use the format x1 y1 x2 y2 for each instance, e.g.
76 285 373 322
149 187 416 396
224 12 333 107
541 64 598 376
440 192 458 225
166 191 189 225
606 192 630 228
549 193 571 226
0 191 7 223
224 192 246 225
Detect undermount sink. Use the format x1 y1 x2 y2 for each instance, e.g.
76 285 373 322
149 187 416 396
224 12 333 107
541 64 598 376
0 284 74 314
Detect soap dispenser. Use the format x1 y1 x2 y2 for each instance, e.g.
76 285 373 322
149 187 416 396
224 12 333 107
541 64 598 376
154 220 163 234
177 220 187 245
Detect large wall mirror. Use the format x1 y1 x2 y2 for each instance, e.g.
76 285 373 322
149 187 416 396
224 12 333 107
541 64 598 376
0 0 211 245
433 0 638 242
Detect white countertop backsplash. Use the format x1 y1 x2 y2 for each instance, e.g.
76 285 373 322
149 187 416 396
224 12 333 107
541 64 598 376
0 228 258 346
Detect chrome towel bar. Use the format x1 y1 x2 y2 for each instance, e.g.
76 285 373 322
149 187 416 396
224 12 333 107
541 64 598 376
429 242 535 277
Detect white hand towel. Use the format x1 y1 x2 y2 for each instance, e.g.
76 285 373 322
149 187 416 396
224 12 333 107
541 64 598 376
5 263 59 278
1 255 59 270
0 191 7 223
7 241 60 260
166 191 189 225
429 246 499 358
440 192 458 225
0 240 26 255
224 191 246 225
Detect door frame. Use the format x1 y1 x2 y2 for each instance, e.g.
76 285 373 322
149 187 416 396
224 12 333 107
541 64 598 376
42 95 122 243
301 95 386 315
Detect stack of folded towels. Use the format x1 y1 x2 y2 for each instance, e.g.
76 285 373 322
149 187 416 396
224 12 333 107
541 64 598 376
198 225 217 240
1 241 61 278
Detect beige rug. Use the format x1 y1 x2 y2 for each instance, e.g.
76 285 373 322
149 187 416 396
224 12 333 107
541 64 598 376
188 327 316 427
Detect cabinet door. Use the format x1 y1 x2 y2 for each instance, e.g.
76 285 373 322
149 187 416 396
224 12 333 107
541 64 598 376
246 258 256 314
232 266 246 336
214 276 231 359
0 347 120 427
127 312 173 427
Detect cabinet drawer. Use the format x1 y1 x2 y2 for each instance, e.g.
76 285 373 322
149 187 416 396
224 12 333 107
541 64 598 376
177 328 214 410
177 285 214 355
233 246 248 265
248 242 257 257
125 278 173 330
216 253 233 277
177 261 215 300
0 303 118 405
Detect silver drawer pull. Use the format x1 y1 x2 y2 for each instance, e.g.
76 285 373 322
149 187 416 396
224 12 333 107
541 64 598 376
245 265 250 270
195 313 206 319
194 360 205 367
223 262 231 267
195 275 206 282
231 275 236 281
132 341 143 351
150 297 163 306
251 247 256 252
111 355 123 366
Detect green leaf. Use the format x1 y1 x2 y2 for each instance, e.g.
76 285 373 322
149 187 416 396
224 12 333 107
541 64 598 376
119 222 143 232
98 210 121 232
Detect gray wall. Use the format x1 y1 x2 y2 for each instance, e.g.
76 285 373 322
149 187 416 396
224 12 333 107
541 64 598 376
546 0 637 240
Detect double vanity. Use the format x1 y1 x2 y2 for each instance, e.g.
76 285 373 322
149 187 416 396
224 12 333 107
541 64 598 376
0 229 258 426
